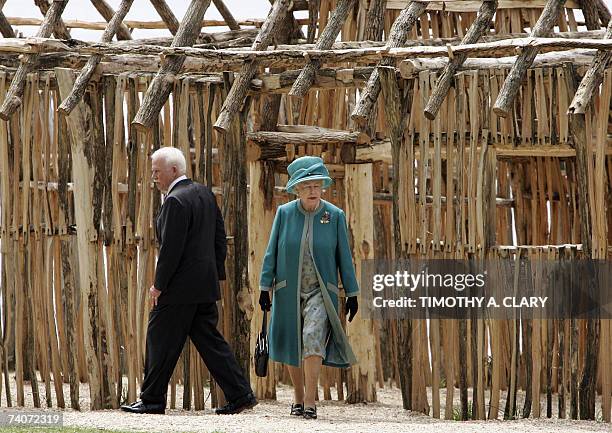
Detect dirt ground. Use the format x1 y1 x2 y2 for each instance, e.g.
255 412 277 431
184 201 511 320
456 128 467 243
0 378 609 433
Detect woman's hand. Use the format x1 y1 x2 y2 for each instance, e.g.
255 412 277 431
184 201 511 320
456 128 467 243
259 291 271 311
346 296 358 322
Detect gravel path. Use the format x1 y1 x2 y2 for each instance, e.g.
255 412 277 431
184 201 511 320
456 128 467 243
0 379 609 432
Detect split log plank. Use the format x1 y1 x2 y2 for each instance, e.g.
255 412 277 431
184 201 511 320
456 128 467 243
0 0 69 120
568 19 612 114
350 1 427 125
58 0 135 115
55 67 104 410
213 0 292 133
493 0 567 118
424 0 498 120
90 0 133 40
132 0 212 131
344 163 377 404
289 0 357 98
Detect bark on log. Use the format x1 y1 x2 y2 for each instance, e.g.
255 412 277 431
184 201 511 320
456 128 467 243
0 12 14 38
4 33 612 63
214 0 291 133
4 15 308 31
424 0 497 120
0 0 68 120
292 0 308 11
289 0 356 98
493 0 567 118
579 0 601 30
364 0 387 41
402 49 596 74
149 0 180 35
248 125 369 146
351 1 427 125
267 0 304 40
90 0 133 40
34 0 71 40
568 19 612 114
212 0 240 30
132 0 212 131
58 0 135 115
97 37 612 61
307 0 319 43
596 0 611 24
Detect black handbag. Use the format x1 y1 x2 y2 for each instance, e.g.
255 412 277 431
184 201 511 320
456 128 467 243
254 310 269 377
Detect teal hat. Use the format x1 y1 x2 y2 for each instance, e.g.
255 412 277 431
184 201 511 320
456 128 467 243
285 156 333 194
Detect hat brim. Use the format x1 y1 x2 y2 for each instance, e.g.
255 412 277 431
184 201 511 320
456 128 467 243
285 175 332 194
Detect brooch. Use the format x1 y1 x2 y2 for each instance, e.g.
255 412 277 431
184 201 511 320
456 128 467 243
320 211 331 224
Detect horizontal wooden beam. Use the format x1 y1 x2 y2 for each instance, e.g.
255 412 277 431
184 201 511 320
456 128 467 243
373 191 516 208
2 36 611 70
400 49 596 75
228 29 604 52
5 16 311 31
356 140 612 163
386 0 580 11
248 125 370 146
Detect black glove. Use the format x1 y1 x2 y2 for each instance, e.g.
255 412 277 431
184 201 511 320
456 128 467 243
346 296 358 322
259 291 271 312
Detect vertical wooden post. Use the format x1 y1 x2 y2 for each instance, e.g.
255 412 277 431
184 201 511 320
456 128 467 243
378 65 417 412
344 163 377 403
248 160 277 400
55 68 104 410
219 89 252 387
0 70 14 408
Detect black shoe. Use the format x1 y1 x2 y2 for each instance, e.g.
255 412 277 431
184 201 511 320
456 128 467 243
303 406 317 419
120 400 165 414
290 403 304 416
215 392 258 415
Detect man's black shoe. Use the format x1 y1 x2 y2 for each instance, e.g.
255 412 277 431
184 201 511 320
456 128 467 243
120 400 165 414
215 392 258 415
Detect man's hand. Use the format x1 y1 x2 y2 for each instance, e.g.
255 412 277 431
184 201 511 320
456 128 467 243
149 286 161 307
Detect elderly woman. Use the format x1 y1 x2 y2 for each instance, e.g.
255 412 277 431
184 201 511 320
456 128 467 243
258 156 359 420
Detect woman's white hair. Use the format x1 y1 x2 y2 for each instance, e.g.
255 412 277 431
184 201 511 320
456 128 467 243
151 147 187 175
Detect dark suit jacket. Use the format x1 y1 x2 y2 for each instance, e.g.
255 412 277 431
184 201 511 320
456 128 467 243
155 178 227 304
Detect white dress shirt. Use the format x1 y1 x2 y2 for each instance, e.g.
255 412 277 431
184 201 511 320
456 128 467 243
167 175 187 195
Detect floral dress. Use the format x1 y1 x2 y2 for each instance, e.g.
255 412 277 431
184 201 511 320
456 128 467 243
300 215 330 359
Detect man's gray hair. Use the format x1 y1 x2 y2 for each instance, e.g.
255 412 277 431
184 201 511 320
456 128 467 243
151 147 187 175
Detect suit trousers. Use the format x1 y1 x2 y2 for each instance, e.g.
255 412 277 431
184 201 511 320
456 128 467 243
140 302 252 406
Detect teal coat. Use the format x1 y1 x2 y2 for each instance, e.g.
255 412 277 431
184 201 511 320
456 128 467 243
259 199 359 368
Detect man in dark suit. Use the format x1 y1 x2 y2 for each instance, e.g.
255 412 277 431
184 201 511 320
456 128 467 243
121 147 256 415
